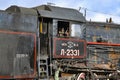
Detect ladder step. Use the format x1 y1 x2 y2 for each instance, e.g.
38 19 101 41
38 56 49 79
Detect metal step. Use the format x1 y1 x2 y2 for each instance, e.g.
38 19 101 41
38 56 49 79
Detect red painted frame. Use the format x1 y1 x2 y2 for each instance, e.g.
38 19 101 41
53 38 87 58
87 42 120 46
0 30 37 79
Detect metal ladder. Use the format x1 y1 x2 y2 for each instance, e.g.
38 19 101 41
38 56 49 80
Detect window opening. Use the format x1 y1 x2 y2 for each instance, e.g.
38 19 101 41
71 24 82 38
58 21 69 37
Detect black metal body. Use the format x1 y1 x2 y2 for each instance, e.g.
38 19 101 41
0 5 119 80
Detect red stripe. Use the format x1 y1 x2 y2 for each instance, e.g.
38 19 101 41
0 76 11 79
87 42 120 46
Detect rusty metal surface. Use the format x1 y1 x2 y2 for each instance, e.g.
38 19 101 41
0 10 37 33
0 32 35 76
0 9 37 78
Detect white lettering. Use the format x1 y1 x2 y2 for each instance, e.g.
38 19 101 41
61 49 65 55
61 49 80 56
74 49 78 56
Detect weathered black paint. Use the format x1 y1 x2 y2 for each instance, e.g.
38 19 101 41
0 11 37 33
0 31 35 77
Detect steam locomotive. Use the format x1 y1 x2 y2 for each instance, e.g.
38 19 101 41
0 5 119 80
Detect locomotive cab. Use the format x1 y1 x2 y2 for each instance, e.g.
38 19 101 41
53 20 86 58
35 5 87 79
36 5 86 57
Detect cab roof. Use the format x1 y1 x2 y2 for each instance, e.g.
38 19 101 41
34 5 86 22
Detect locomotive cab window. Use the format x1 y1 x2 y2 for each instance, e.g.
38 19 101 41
58 21 69 37
71 24 83 38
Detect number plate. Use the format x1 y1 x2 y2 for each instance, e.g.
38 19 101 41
53 38 86 58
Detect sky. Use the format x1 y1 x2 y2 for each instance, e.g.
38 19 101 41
0 0 120 23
